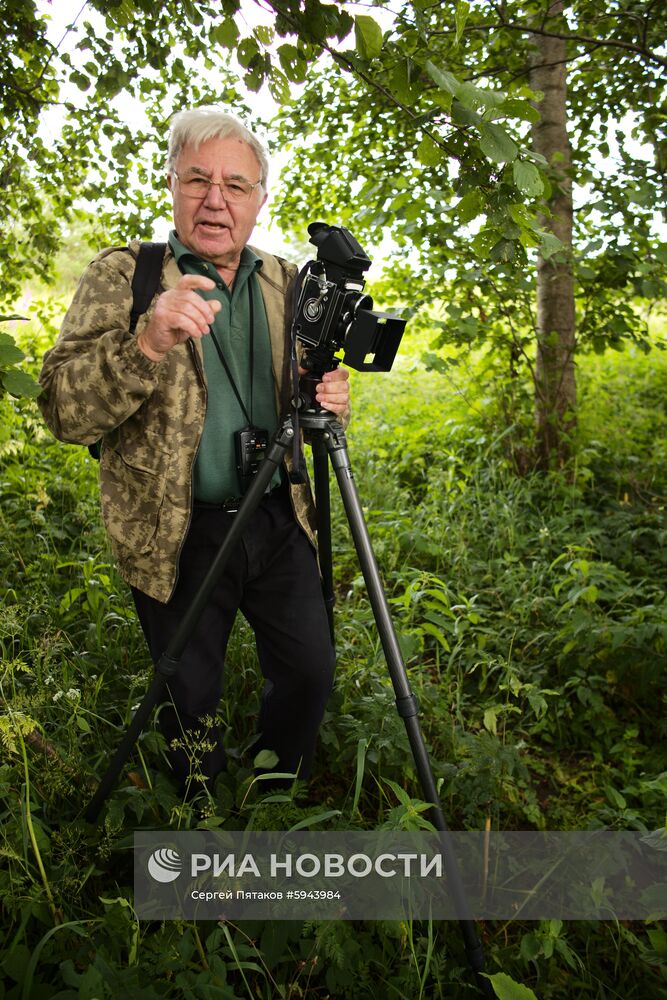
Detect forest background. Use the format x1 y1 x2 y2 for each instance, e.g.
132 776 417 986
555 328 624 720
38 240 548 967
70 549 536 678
0 0 666 997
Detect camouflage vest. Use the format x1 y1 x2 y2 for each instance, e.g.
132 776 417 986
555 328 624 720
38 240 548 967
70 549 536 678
38 241 317 603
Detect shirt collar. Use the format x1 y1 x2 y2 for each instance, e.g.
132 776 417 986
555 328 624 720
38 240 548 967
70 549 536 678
168 231 262 278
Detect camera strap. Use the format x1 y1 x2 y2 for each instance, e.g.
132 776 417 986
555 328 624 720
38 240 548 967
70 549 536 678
207 280 255 427
288 263 311 484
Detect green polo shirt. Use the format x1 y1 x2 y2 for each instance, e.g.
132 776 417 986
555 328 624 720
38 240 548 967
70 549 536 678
169 231 280 502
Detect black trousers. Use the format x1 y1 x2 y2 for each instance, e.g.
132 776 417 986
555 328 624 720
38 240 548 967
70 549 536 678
131 482 335 792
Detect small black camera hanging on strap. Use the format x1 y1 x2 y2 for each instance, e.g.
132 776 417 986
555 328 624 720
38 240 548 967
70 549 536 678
207 281 269 495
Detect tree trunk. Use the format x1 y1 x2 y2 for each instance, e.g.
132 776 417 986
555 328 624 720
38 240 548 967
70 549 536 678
530 1 576 469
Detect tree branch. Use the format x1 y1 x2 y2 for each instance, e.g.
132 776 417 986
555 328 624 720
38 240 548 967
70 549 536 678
486 275 538 386
641 0 662 50
465 53 582 87
34 0 90 89
429 21 667 69
256 0 463 160
0 80 60 108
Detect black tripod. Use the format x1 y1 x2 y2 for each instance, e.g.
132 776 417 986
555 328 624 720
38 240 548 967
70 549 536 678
84 401 492 997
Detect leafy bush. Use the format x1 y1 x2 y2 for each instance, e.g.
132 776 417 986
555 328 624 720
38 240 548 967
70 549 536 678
0 319 665 996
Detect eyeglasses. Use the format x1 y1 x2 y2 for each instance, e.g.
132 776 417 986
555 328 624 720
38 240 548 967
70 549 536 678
173 171 263 203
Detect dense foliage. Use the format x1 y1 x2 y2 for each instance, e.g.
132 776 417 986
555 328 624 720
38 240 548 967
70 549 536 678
2 0 666 462
1 2 666 994
267 0 667 464
0 1 407 294
0 307 665 997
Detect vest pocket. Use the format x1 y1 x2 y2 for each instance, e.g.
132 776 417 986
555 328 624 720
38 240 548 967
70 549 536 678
100 446 168 555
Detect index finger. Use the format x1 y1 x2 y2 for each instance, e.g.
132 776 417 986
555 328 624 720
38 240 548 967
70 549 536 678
176 274 217 291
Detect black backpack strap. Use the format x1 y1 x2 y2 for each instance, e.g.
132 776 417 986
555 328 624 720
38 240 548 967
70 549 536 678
88 242 167 460
129 241 168 334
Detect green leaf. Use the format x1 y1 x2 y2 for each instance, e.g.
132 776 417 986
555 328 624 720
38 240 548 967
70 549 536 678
540 232 563 259
69 71 90 92
485 971 539 1000
526 689 548 718
268 69 291 104
181 0 203 25
254 25 273 46
352 737 369 815
59 587 85 613
99 895 135 910
490 238 518 262
457 81 504 112
479 123 518 163
403 201 422 222
513 160 544 198
252 773 295 783
420 620 451 650
391 59 418 104
1 369 42 399
354 14 383 60
211 19 239 48
237 37 259 69
277 43 307 83
254 749 279 769
454 189 484 223
455 1 470 45
483 707 498 735
3 944 31 983
417 135 444 167
452 101 482 127
494 98 541 124
520 933 542 962
288 810 342 831
605 785 627 809
384 776 413 808
427 60 505 116
647 928 667 959
0 339 25 365
508 202 535 229
425 60 459 97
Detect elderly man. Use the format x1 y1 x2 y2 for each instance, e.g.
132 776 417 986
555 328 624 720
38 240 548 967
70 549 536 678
39 107 348 797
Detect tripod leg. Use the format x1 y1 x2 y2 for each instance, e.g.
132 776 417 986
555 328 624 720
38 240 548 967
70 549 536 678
311 435 335 644
84 656 177 823
321 419 492 997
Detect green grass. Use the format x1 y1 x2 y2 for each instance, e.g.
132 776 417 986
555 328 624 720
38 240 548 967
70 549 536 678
0 319 665 997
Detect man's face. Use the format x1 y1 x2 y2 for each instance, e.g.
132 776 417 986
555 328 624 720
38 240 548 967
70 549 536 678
169 135 267 270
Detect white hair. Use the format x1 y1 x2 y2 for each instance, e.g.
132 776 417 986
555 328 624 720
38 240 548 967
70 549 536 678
166 107 269 189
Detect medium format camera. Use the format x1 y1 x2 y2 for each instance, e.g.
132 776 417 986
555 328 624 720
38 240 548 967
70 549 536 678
292 223 406 377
